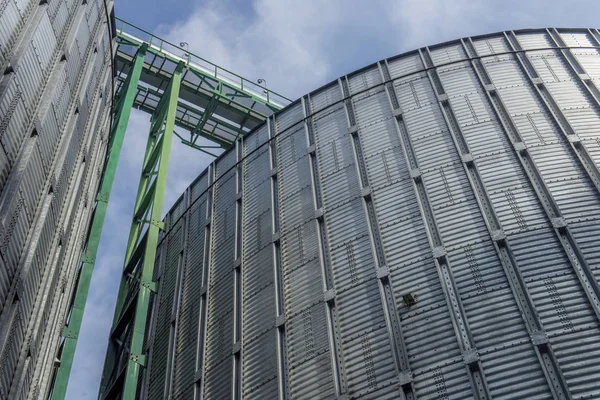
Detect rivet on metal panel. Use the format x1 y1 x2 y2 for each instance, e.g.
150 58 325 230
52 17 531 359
348 125 358 136
551 217 567 230
361 186 371 199
567 135 581 144
403 293 418 307
270 167 277 177
461 153 474 165
236 190 243 201
151 219 165 230
410 168 421 181
392 108 403 118
532 77 544 85
531 331 549 346
314 207 324 221
323 288 335 304
491 229 506 242
272 231 280 244
432 246 446 259
484 83 496 92
437 93 449 103
275 314 286 328
514 142 527 153
194 369 202 383
233 258 241 271
376 266 389 281
232 341 241 355
129 353 147 367
398 370 413 386
578 73 591 81
308 144 316 155
462 349 479 365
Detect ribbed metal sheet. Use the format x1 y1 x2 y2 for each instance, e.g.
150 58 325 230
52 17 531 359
146 28 600 400
0 0 112 398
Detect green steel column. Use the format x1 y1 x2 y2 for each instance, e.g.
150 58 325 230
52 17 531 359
100 63 183 400
50 44 147 400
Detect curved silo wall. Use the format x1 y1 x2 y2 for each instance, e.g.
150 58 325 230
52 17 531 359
145 28 600 400
0 0 113 397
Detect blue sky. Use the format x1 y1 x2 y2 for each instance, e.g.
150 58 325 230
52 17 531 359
67 0 600 398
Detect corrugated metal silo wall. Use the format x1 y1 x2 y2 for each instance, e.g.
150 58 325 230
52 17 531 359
146 28 600 400
0 0 112 398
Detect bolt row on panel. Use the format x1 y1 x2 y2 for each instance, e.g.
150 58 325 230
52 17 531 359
143 28 600 400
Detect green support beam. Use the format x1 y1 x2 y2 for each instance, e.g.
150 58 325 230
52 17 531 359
114 17 291 148
49 44 148 400
100 62 184 400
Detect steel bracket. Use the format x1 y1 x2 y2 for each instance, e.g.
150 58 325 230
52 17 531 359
323 289 335 304
462 348 479 365
531 330 549 346
314 208 324 221
140 279 157 292
151 219 165 230
129 353 147 367
62 327 78 340
96 192 109 203
272 231 280 244
276 314 286 328
81 254 95 264
432 246 447 260
377 266 389 281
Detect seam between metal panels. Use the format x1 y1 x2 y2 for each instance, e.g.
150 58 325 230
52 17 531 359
495 32 600 321
382 46 490 399
140 240 165 400
545 28 600 185
302 95 348 397
232 139 243 400
339 74 413 399
464 35 600 325
431 39 571 399
504 31 600 197
196 163 215 400
163 188 191 398
268 116 288 400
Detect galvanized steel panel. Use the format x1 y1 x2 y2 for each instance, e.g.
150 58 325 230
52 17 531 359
144 28 600 400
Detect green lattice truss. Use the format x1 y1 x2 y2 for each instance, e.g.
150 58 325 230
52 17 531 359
49 18 290 400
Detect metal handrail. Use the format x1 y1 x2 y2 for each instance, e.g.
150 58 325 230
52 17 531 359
115 17 293 109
